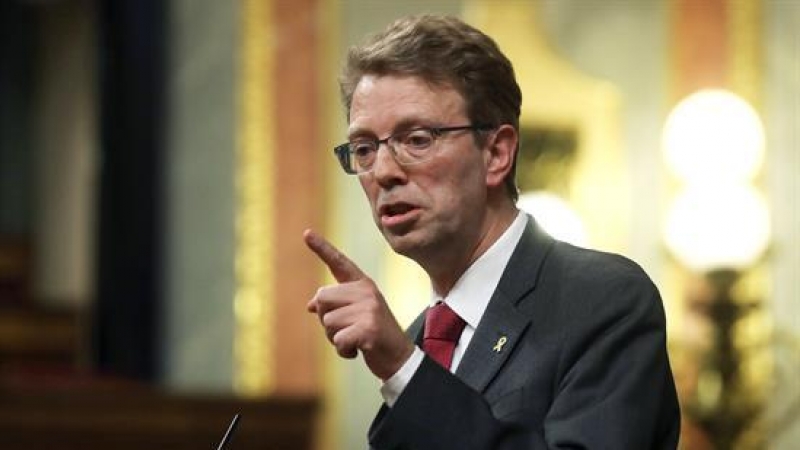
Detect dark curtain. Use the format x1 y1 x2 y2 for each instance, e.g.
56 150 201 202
93 0 167 381
0 1 35 240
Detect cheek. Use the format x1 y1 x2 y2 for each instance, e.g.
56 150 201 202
426 170 483 212
452 171 488 213
358 177 380 209
439 157 486 197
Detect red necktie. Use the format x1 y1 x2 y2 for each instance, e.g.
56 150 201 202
423 302 466 370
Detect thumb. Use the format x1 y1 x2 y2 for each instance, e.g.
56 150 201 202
303 229 366 283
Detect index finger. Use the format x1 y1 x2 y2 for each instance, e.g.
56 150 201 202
303 229 366 283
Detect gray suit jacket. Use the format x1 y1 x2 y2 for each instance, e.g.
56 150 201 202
369 216 680 449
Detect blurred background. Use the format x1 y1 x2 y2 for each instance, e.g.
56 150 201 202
0 0 798 449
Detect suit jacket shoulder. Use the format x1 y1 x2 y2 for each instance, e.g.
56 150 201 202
370 216 680 450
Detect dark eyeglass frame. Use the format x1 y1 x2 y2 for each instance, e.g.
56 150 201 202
333 124 494 175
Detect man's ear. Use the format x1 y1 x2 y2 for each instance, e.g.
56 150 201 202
485 124 518 189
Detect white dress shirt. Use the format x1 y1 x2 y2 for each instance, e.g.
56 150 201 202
380 211 529 407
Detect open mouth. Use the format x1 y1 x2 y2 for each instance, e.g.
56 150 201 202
379 202 420 228
381 202 415 217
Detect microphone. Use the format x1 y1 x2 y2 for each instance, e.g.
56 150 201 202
215 413 241 450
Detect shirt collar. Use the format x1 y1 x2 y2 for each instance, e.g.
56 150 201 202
431 211 529 329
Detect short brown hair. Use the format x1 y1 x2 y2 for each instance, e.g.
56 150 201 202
339 15 522 201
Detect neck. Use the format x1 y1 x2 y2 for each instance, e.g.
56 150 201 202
424 201 519 297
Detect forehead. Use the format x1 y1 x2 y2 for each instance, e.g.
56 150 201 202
348 74 466 134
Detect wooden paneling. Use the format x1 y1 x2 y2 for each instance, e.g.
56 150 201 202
273 0 324 395
0 307 79 366
0 385 317 450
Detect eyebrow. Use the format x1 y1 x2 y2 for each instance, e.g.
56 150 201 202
347 117 437 141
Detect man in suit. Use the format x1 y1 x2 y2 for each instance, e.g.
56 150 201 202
304 15 680 449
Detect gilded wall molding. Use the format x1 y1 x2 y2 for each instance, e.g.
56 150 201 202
234 0 276 395
728 0 762 108
463 0 627 253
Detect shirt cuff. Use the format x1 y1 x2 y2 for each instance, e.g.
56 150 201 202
379 346 425 407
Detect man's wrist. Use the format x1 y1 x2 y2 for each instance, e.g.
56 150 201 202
380 346 425 407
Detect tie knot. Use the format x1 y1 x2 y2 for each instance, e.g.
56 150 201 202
424 302 466 342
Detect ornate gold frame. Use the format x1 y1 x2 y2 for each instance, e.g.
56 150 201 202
234 0 276 395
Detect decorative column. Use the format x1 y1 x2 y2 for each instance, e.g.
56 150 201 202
235 0 324 396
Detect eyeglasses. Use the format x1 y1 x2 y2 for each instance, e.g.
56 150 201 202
333 124 493 175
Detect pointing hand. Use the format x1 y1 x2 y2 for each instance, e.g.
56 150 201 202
304 229 414 380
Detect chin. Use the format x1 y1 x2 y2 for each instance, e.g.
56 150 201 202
382 229 419 254
382 229 436 262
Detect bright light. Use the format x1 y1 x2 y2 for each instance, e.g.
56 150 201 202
518 191 588 247
663 89 765 183
664 184 770 271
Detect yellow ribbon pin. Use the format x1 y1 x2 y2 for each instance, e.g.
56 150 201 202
493 336 508 353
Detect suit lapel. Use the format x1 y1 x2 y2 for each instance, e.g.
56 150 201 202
455 289 530 392
455 216 556 393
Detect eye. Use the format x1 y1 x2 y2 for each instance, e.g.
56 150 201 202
350 141 376 158
399 129 434 150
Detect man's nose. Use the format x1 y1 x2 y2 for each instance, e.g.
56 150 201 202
371 143 407 186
